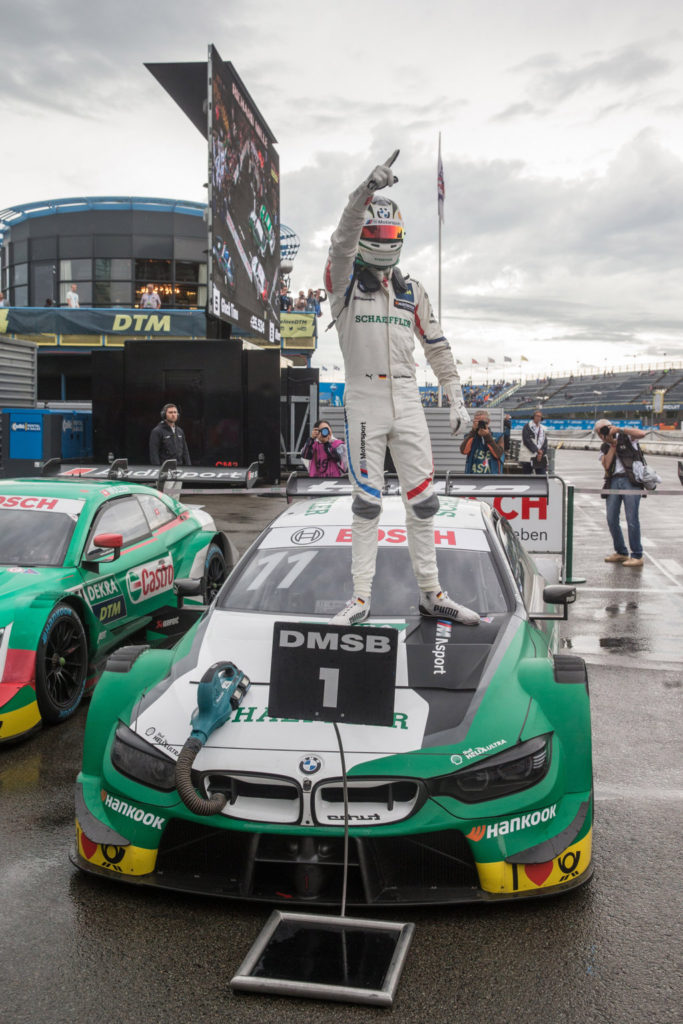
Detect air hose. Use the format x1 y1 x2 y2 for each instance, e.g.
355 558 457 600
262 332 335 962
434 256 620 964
175 661 250 816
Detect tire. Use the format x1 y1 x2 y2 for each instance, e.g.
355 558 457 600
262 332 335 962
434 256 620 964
35 603 88 723
203 543 227 603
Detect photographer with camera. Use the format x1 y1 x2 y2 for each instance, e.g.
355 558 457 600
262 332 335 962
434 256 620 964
459 411 505 474
522 408 549 474
596 418 647 567
300 419 348 478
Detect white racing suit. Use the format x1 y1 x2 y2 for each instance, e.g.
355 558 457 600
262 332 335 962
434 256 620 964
324 181 463 600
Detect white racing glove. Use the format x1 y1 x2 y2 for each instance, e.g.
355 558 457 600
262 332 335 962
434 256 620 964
366 150 399 191
445 383 471 435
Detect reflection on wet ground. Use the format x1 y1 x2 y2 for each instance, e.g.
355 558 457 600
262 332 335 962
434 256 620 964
598 636 651 654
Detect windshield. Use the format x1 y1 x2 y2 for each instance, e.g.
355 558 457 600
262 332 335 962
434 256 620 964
220 544 509 617
0 510 77 567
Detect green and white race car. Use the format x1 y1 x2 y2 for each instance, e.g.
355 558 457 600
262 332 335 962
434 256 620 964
71 489 593 906
0 478 234 743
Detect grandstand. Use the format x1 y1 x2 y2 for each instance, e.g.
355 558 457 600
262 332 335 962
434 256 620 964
501 366 682 427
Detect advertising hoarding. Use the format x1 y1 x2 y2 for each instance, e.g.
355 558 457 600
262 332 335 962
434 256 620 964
208 46 280 344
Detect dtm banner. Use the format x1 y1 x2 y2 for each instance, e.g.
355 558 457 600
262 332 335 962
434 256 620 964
0 308 205 337
280 312 316 339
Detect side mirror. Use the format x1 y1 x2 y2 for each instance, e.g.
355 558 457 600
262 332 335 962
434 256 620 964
174 577 205 609
83 533 123 573
93 533 123 559
530 583 577 621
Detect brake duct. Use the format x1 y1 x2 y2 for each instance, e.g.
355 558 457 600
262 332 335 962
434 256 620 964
175 661 250 816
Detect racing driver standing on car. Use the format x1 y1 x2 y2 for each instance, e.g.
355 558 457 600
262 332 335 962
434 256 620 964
326 153 479 627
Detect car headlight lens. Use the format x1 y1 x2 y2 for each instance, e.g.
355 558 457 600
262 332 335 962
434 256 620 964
428 735 551 804
111 723 177 791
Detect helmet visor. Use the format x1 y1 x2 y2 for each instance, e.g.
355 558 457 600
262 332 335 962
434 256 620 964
361 224 404 241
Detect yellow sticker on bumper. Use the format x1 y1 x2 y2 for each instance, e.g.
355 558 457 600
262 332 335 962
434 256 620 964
76 821 158 876
477 829 592 894
0 698 41 741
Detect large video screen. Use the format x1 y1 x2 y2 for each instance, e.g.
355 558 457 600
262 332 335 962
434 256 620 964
208 47 280 344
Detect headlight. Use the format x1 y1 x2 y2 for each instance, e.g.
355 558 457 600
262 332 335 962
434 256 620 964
111 723 177 791
428 735 551 804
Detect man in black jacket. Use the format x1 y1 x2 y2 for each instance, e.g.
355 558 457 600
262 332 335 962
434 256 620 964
522 408 548 474
149 404 192 466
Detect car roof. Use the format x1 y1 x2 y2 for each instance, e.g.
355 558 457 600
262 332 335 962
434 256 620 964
274 494 490 531
0 477 165 511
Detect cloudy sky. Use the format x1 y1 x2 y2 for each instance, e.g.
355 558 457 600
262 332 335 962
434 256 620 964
2 0 683 381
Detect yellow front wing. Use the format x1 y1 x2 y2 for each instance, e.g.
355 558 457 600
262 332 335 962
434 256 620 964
477 829 592 894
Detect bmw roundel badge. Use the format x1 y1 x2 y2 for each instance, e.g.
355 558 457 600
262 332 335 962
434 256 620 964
299 755 322 775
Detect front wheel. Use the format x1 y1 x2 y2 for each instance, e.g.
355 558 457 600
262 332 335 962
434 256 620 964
35 603 88 723
203 543 227 603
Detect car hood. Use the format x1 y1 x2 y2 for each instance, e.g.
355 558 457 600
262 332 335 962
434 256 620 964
130 608 527 781
0 565 68 605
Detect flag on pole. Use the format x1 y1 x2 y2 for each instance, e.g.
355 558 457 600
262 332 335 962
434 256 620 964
487 357 495 364
437 142 445 223
504 356 512 363
333 365 340 371
472 358 479 365
521 355 529 362
322 365 329 371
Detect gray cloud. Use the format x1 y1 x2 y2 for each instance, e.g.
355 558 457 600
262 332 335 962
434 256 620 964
517 44 672 105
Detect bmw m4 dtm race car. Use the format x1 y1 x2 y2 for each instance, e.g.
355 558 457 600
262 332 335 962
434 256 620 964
72 479 593 907
0 474 236 744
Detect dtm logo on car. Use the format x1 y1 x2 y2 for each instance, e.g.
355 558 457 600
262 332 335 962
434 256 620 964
467 803 557 841
279 629 391 653
126 558 174 603
102 792 166 829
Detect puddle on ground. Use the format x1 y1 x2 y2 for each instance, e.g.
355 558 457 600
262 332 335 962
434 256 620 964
598 636 651 654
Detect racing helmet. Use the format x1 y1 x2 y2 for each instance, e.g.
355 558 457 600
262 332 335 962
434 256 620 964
357 195 404 269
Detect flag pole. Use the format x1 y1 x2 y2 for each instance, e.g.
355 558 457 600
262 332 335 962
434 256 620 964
437 132 443 407
438 131 442 323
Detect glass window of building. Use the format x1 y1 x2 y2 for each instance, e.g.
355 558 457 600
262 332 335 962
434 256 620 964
12 263 29 286
60 258 92 281
175 261 200 282
60 281 92 305
94 281 132 306
135 258 172 282
95 258 132 280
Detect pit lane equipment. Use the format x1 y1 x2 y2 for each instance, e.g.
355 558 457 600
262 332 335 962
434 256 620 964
230 623 414 1008
175 661 251 816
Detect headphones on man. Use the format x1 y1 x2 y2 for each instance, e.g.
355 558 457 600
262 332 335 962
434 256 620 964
160 403 178 420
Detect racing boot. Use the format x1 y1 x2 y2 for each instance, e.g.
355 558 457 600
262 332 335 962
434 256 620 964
330 596 370 625
419 590 480 626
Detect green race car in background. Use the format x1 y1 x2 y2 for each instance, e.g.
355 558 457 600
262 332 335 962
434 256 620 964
72 491 593 906
0 478 234 743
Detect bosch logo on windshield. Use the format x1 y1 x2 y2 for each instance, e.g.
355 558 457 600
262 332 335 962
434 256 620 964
291 528 324 545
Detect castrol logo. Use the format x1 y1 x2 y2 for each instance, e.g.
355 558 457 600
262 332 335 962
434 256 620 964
126 558 174 604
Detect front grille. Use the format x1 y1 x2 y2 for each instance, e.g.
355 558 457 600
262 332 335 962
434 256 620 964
313 778 423 826
156 822 479 905
202 772 302 824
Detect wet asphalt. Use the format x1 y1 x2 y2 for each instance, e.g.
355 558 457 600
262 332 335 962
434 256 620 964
1 449 681 1024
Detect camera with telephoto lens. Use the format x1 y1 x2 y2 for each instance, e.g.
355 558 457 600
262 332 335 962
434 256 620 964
476 421 488 431
598 425 611 437
319 427 330 438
